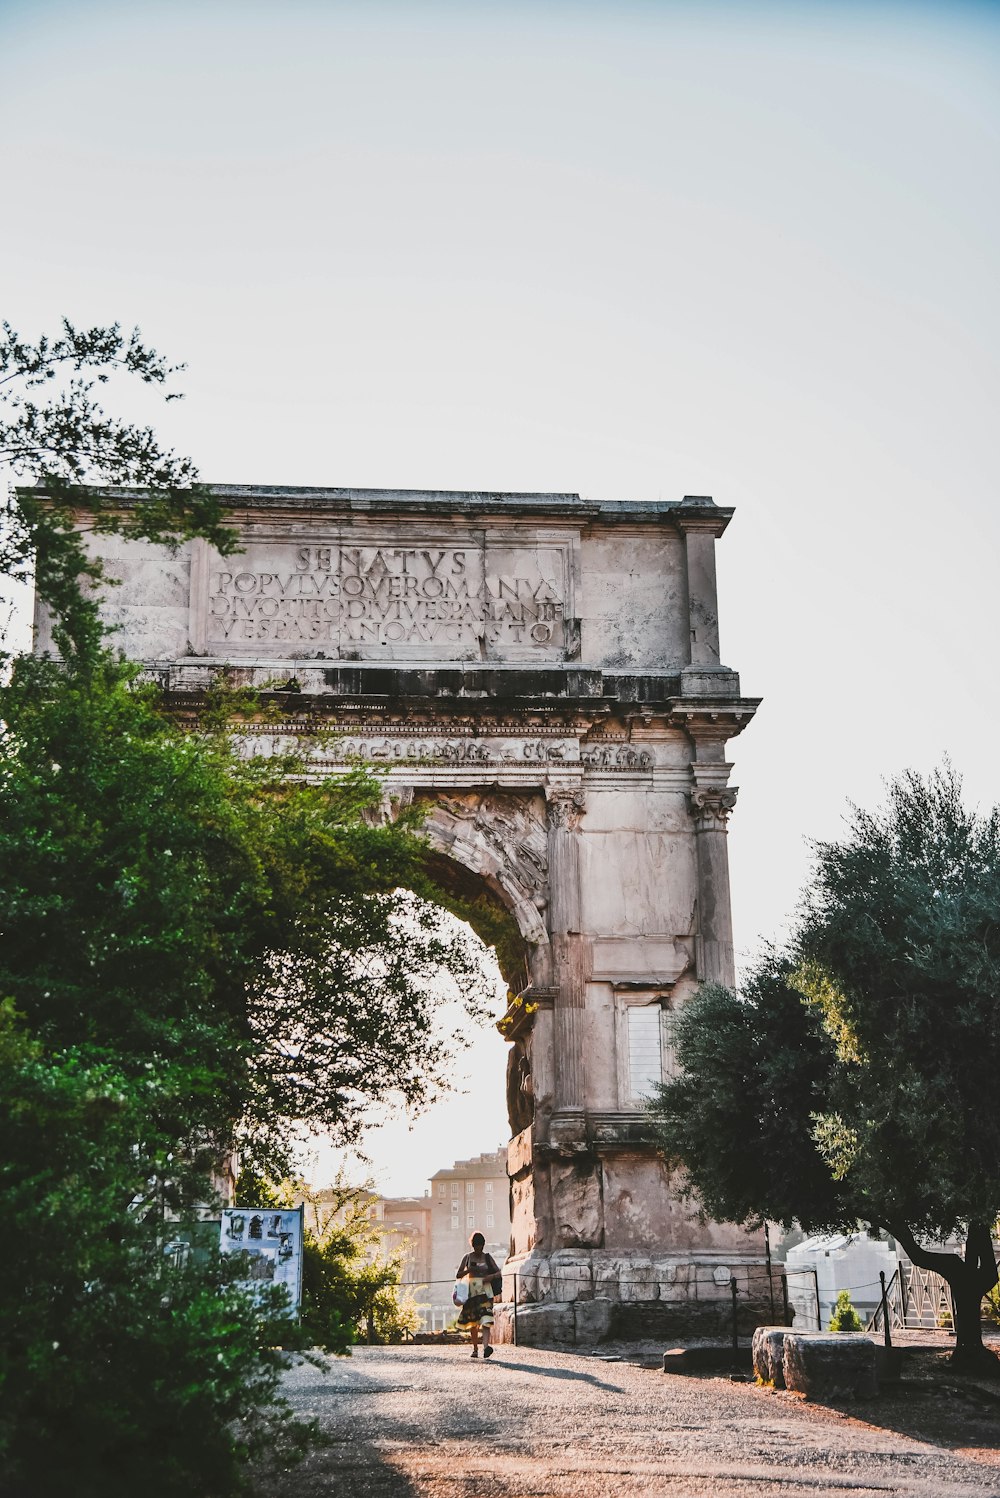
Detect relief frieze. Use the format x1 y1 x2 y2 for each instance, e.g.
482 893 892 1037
331 734 581 765
581 744 653 769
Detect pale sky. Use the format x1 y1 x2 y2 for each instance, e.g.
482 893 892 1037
3 0 998 1194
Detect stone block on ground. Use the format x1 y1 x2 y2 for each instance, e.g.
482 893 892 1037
875 1345 904 1384
752 1326 790 1387
783 1334 878 1401
505 1301 575 1346
573 1297 613 1344
491 1304 514 1344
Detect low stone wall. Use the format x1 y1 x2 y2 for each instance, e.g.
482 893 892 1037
493 1294 776 1347
496 1249 777 1346
492 1298 613 1346
508 1251 766 1306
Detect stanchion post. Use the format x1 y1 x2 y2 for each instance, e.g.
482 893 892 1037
879 1270 892 1349
730 1276 739 1362
764 1223 775 1323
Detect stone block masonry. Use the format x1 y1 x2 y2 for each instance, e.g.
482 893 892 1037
33 484 762 1343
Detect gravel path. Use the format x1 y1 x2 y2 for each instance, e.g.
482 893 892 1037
275 1344 1000 1498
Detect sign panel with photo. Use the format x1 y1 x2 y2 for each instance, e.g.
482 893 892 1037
220 1206 303 1314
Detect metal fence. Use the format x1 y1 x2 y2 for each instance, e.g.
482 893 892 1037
866 1263 956 1340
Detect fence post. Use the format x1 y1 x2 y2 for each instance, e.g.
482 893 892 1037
764 1223 775 1323
512 1272 518 1347
780 1273 790 1325
730 1276 739 1362
813 1268 822 1330
879 1270 892 1349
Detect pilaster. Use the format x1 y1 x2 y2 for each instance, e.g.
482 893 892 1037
689 781 738 987
673 496 730 668
545 786 587 1136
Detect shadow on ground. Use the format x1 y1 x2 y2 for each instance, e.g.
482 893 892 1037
274 1436 423 1498
752 1349 1000 1471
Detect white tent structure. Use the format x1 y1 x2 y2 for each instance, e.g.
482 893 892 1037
785 1232 898 1331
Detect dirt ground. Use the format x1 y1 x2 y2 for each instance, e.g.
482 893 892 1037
270 1331 1000 1498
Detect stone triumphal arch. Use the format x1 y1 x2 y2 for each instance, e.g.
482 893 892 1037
39 485 763 1340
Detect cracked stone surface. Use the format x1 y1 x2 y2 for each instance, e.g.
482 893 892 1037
270 1345 1000 1497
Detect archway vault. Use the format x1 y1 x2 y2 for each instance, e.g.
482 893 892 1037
416 793 549 995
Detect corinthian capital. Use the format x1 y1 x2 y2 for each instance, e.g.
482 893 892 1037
689 786 738 830
547 788 587 831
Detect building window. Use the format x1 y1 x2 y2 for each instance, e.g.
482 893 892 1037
467 1215 475 1228
486 1214 494 1229
437 1184 445 1198
466 1181 475 1195
451 1182 459 1196
627 1004 663 1099
485 1181 493 1193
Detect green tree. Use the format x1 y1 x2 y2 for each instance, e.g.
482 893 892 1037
0 649 495 1176
828 1290 863 1333
0 1001 312 1497
0 649 498 1490
651 767 1000 1372
301 1182 421 1348
1 318 238 654
0 318 503 1488
238 1176 423 1351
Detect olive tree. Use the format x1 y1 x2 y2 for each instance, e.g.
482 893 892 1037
651 767 1000 1371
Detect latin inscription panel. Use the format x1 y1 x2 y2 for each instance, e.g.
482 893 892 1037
203 534 574 661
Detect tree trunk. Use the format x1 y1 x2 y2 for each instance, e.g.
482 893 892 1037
888 1219 999 1373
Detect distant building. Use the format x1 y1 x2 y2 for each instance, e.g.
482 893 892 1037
303 1188 430 1282
381 1196 432 1288
428 1148 509 1330
302 1148 509 1332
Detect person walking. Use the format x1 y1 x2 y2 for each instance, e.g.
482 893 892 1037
455 1232 502 1359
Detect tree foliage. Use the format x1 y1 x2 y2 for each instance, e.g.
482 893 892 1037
651 767 1000 1369
301 1181 421 1349
648 958 845 1233
0 317 238 653
0 316 508 1488
0 649 496 1178
237 1174 423 1353
0 648 499 1489
0 1001 313 1497
828 1290 863 1333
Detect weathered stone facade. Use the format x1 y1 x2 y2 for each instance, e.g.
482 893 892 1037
37 485 763 1336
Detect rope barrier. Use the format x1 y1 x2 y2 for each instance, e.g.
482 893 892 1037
399 1266 890 1290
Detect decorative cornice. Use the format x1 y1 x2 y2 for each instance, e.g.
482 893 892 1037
39 481 735 528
